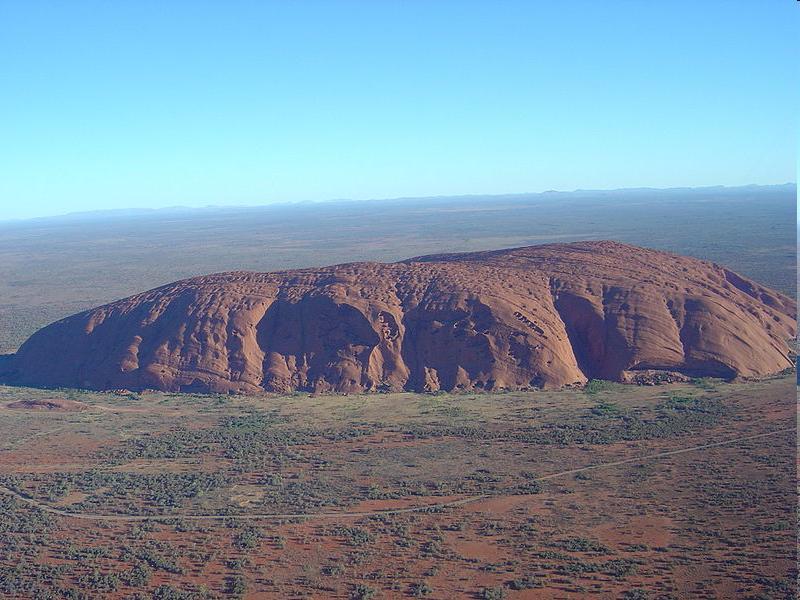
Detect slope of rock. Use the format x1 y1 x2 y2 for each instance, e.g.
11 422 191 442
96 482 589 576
8 242 796 393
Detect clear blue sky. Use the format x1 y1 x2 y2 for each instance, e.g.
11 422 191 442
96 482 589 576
0 1 796 219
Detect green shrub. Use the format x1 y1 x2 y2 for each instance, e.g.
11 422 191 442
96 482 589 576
226 574 247 597
350 584 376 599
584 379 616 394
410 581 433 596
508 575 541 590
479 586 506 600
233 526 262 550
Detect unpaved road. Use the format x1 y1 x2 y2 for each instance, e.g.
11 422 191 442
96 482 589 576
0 427 792 522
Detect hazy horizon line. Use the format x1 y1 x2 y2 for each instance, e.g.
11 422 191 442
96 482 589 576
2 181 795 224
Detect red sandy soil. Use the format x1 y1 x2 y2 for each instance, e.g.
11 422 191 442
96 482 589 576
10 241 795 394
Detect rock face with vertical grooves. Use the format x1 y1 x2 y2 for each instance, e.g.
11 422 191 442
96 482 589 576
8 242 796 393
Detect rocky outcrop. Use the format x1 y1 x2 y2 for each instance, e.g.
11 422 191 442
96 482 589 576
8 242 796 393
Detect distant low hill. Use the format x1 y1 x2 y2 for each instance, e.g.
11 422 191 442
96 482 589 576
7 241 795 394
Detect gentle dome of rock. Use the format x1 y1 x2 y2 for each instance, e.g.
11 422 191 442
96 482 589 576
10 241 796 394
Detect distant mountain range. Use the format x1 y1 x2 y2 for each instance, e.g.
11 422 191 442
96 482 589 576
2 183 795 225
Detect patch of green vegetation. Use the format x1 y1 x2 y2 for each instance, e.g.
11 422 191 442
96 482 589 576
690 377 720 390
591 399 621 416
0 470 228 512
410 580 433 596
0 496 56 534
225 574 247 597
321 562 345 576
150 584 200 600
328 525 375 547
479 586 507 600
552 557 638 578
584 379 619 395
76 568 119 593
398 393 726 448
350 583 376 599
557 537 611 554
121 542 185 574
604 558 639 578
232 525 262 550
119 563 151 587
507 575 541 590
0 562 75 599
511 480 542 495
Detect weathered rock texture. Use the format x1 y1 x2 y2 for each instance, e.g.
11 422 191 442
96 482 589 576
9 242 796 393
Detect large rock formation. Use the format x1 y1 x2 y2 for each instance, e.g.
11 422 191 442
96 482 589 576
8 242 796 393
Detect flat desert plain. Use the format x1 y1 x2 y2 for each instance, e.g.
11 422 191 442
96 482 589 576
0 374 795 599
